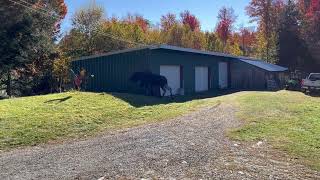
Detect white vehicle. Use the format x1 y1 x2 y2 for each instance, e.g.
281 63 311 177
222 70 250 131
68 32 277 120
301 73 320 93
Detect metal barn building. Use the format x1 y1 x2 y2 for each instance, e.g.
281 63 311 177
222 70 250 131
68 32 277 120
72 45 288 95
230 59 288 90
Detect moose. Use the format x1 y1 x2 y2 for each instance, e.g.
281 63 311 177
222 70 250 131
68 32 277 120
130 72 173 98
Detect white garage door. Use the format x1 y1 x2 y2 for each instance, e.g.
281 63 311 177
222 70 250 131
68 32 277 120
219 62 228 89
195 66 209 92
160 65 180 96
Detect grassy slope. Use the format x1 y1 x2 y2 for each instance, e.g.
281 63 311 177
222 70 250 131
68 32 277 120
230 91 320 170
0 92 218 150
0 90 319 170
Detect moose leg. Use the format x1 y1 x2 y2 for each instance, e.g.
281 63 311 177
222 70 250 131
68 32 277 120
164 84 173 99
169 87 173 99
169 88 173 99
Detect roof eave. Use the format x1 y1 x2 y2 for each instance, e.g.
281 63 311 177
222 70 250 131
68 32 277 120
72 46 151 61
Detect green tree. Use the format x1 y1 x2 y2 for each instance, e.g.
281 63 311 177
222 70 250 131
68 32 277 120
146 28 164 45
278 0 312 71
226 43 243 56
0 16 34 96
0 0 67 96
64 3 104 56
204 32 224 52
97 20 146 50
72 4 104 35
163 24 185 47
61 5 148 59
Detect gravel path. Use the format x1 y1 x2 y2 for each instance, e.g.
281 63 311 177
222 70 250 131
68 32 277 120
0 103 319 179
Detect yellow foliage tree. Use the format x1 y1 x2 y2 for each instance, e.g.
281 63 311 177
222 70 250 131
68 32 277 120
53 53 71 92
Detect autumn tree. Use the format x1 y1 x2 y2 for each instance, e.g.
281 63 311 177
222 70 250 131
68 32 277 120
181 26 206 49
159 11 205 49
226 41 243 56
246 0 284 63
180 10 200 31
300 0 320 43
146 28 163 45
238 26 256 56
160 13 178 31
247 0 273 61
59 29 91 58
123 14 150 33
98 19 146 50
61 6 147 59
204 32 224 52
52 51 71 92
160 13 183 47
163 24 184 47
298 0 320 70
215 7 237 52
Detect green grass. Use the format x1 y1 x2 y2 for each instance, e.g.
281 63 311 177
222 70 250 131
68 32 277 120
1 90 319 170
0 91 218 150
230 91 320 170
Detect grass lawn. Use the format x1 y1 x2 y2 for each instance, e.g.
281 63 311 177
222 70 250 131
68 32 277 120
230 91 320 170
0 90 319 170
0 91 218 150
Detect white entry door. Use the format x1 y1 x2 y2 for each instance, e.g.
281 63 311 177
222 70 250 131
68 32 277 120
160 65 180 96
195 66 209 92
219 62 228 89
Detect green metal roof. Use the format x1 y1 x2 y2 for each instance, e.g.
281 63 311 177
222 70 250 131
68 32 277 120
74 45 288 72
239 59 288 72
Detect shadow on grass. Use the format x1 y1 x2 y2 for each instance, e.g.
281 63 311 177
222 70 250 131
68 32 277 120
111 90 239 107
44 96 72 103
307 93 320 97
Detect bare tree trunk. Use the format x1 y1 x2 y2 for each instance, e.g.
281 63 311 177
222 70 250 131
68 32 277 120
266 37 270 61
242 35 246 56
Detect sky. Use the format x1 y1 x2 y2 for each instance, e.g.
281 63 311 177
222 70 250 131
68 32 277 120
61 0 256 34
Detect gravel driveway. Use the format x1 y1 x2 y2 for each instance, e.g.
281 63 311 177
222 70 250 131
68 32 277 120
0 103 319 179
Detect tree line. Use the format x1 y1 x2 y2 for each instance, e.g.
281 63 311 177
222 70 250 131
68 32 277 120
1 0 319 97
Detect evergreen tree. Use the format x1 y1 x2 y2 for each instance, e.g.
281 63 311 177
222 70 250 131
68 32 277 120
278 0 314 71
0 0 67 96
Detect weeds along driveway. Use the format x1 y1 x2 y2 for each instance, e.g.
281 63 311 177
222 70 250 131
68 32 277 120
0 103 319 179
